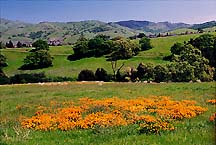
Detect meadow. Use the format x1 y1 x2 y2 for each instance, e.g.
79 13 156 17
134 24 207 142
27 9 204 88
1 33 209 78
0 82 215 145
1 32 216 145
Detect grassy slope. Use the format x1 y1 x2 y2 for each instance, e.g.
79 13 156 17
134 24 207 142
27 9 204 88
2 33 213 78
0 82 215 145
167 27 216 35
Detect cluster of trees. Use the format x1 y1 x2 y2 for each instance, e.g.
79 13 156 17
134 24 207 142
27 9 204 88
119 34 216 82
20 40 53 70
77 34 216 82
188 34 216 67
68 34 152 61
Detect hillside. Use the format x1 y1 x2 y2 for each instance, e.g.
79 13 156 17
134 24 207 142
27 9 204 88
190 20 216 30
0 18 139 44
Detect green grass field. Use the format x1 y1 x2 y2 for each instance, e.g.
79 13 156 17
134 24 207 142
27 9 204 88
2 33 214 78
0 82 215 145
1 33 216 145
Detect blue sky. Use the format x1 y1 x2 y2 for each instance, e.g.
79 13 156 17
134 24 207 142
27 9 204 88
0 0 216 24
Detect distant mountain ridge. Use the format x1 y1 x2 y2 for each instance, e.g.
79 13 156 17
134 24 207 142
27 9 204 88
0 18 215 44
190 21 216 30
114 20 191 33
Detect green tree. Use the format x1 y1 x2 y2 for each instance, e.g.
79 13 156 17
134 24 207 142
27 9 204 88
137 33 146 38
21 50 53 70
139 37 152 51
167 62 195 82
6 40 14 48
111 38 141 60
170 42 183 55
16 41 23 48
95 68 110 81
171 44 214 81
78 69 95 81
32 39 49 51
130 40 141 55
153 65 169 83
73 40 89 56
189 34 216 67
137 63 154 81
0 53 9 84
0 53 8 68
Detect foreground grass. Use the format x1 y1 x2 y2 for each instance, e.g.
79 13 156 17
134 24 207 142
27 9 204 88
0 82 215 145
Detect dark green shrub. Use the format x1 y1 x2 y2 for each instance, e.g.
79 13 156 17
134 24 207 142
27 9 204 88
48 76 75 82
0 53 8 68
153 65 169 83
137 63 154 81
0 69 10 84
78 69 95 81
95 68 110 82
10 72 48 84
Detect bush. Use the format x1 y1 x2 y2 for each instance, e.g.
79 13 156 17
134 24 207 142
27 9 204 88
0 69 10 85
0 53 8 68
153 65 169 83
10 72 48 84
78 69 95 81
47 76 76 82
137 63 154 81
95 68 110 82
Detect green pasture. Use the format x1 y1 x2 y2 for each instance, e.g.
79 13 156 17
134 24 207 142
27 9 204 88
0 82 215 145
1 33 212 78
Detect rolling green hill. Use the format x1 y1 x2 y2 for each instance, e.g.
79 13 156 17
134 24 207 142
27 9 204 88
2 32 214 78
0 18 140 44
